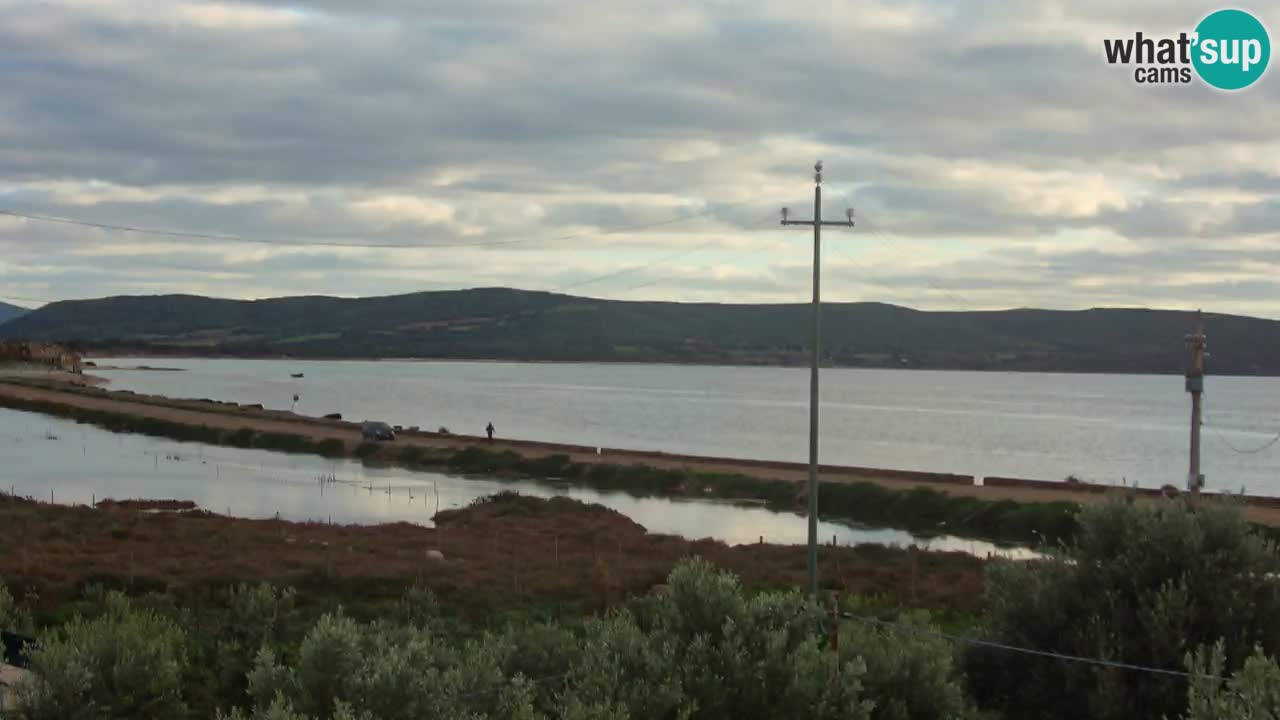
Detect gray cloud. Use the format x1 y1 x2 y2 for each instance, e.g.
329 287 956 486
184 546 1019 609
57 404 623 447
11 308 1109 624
0 0 1277 317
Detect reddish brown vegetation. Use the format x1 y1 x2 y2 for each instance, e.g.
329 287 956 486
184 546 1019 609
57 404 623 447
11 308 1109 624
0 492 985 617
94 498 198 511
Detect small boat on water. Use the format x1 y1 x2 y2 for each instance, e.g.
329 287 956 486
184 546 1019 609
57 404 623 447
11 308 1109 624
290 373 304 378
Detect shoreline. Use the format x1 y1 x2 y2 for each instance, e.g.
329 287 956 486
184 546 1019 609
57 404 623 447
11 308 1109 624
3 374 1279 534
82 353 1267 378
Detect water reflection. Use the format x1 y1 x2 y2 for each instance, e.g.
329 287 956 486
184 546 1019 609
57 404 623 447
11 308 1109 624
2 408 1034 559
90 357 1280 494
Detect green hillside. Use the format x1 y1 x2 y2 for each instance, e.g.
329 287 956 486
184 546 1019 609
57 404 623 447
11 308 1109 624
2 288 1276 374
0 301 27 326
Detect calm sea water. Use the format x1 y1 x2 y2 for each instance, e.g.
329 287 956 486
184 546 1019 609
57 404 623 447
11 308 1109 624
0 407 1026 556
91 358 1280 495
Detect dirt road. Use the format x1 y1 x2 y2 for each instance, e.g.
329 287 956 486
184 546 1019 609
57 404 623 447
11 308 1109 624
4 376 1278 525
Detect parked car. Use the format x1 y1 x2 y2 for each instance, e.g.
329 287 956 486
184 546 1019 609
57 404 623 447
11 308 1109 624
361 421 396 441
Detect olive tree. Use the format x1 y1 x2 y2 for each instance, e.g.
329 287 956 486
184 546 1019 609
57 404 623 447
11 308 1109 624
1182 642 1280 719
970 497 1280 720
16 591 187 720
241 611 539 720
0 580 32 639
839 611 979 720
220 559 975 720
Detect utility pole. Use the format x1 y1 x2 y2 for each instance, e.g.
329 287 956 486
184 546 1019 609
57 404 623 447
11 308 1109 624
1185 310 1207 502
781 161 855 597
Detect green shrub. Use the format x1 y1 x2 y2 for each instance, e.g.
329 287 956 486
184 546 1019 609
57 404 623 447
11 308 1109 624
354 442 382 460
315 438 345 458
0 579 33 638
243 611 538 720
1184 642 1280 719
17 591 187 720
252 433 316 454
840 610 977 720
523 453 574 477
969 497 1280 720
398 445 427 467
225 428 256 448
186 583 299 713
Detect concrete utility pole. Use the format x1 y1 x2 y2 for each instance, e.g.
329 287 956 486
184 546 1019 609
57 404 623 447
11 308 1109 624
781 161 855 597
1185 310 1207 501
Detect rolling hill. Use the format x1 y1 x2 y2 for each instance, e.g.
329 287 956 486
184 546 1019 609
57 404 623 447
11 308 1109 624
2 288 1277 374
0 301 28 326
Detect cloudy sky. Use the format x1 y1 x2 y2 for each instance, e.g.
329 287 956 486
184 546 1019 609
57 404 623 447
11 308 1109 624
0 0 1277 317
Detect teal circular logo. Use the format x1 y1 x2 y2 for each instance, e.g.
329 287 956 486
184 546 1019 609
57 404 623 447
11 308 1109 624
1192 9 1271 90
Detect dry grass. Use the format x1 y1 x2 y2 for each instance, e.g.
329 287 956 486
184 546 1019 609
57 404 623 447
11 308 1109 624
0 492 986 618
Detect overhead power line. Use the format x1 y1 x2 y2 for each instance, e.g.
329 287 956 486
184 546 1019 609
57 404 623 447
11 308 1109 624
0 202 750 251
1207 423 1280 455
547 212 779 294
0 211 779 306
614 239 782 294
837 612 1222 681
822 190 976 312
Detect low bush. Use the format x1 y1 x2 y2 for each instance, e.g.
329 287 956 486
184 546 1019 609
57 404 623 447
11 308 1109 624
970 498 1280 720
224 428 256 448
17 591 188 720
315 438 345 458
252 433 316 455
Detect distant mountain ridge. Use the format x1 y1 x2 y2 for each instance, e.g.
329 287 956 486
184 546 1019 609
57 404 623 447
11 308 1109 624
2 288 1277 375
0 301 27 326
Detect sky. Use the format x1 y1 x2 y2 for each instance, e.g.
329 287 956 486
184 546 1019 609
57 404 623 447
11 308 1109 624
0 0 1277 317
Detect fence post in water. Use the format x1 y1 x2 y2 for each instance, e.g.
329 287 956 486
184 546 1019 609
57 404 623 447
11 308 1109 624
553 535 560 569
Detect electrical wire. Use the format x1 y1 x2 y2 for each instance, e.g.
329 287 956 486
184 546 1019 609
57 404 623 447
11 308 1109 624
0 201 748 252
820 190 976 311
0 203 773 305
614 239 781 294
853 211 975 310
1207 424 1280 455
836 612 1223 681
547 212 779 294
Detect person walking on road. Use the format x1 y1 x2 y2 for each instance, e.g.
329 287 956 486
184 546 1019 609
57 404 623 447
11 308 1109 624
486 422 495 442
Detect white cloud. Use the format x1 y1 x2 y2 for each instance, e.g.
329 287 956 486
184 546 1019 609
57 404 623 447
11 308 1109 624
348 195 456 228
0 0 1277 316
